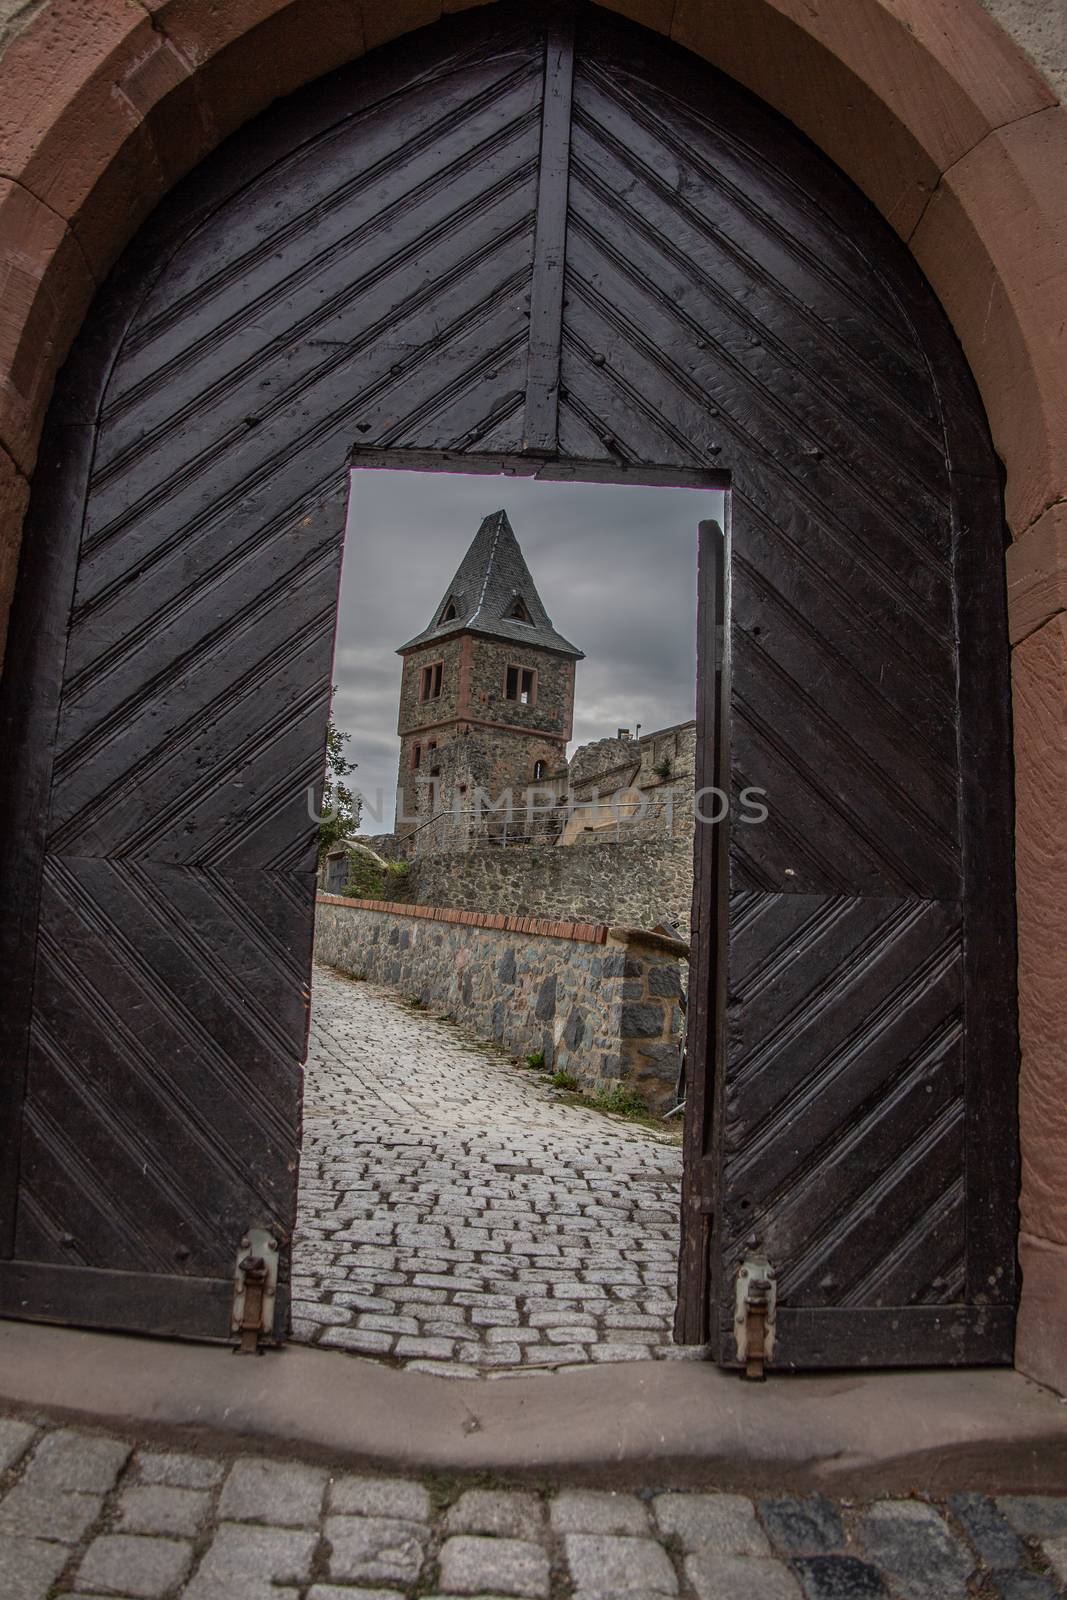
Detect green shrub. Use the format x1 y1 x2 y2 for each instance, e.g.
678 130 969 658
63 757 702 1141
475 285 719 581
342 855 384 900
523 1049 546 1070
595 1083 649 1118
342 853 410 902
550 1069 579 1090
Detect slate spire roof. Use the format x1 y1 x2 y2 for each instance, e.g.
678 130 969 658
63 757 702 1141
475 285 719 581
397 509 584 658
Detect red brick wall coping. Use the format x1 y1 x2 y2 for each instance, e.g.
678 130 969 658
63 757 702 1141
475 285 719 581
316 893 609 946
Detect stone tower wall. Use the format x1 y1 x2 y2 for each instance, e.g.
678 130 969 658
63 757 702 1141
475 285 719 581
396 635 466 739
396 633 576 838
465 639 575 741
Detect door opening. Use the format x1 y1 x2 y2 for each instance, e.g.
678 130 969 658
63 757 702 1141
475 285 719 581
300 460 726 1372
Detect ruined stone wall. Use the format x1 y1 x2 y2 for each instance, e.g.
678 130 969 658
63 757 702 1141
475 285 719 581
402 836 694 938
315 895 687 1112
567 722 696 794
562 722 697 843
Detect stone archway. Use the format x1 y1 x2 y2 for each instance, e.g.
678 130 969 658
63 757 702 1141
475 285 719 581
0 0 1065 1388
0 0 1019 1369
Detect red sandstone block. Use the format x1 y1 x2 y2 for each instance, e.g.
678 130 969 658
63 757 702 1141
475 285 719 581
1016 1231 1067 1394
0 443 30 662
596 0 675 33
363 0 441 51
1013 613 1067 1247
912 106 1067 535
1008 504 1067 645
0 178 96 477
673 0 1051 239
0 1 217 284
146 0 366 145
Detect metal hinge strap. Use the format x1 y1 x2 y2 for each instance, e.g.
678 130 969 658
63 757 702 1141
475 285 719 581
231 1227 279 1354
734 1255 777 1380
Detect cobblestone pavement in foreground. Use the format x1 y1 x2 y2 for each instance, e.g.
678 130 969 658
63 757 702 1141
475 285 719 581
294 968 688 1375
2 1414 1065 1600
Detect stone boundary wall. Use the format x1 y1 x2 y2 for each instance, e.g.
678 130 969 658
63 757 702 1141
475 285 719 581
315 895 687 1114
400 836 695 941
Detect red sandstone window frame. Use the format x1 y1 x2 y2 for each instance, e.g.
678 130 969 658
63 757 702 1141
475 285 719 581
419 660 444 702
504 663 537 706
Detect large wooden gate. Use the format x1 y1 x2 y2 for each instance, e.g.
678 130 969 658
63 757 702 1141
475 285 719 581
0 2 1017 1361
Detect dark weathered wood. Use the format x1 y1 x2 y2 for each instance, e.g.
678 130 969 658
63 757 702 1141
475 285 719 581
952 467 1020 1305
523 9 576 454
0 423 95 1256
0 1261 236 1341
0 10 547 1336
564 6 1017 1367
675 520 725 1345
0 1 1018 1368
771 1305 1017 1368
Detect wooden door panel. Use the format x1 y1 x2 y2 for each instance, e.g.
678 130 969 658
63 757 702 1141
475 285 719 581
20 857 306 1261
565 10 1016 1366
0 10 550 1340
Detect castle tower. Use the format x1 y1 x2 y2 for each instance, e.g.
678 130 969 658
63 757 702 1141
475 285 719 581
394 510 583 839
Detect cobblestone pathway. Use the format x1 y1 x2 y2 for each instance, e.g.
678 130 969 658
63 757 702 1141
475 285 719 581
294 968 687 1375
2 1414 1065 1600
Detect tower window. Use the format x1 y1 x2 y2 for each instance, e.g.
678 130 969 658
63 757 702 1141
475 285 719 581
419 660 444 702
533 760 547 781
440 597 459 624
505 664 537 705
506 597 532 624
412 744 421 769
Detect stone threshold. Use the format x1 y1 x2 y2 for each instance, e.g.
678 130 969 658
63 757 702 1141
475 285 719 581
1 1319 1066 1495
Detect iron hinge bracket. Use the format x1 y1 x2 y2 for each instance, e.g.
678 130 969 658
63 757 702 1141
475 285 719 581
734 1255 777 1380
231 1227 279 1355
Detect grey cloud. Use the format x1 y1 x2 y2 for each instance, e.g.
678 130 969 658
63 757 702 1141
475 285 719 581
334 469 723 813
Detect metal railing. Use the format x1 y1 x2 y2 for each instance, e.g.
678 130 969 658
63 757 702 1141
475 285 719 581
405 797 684 854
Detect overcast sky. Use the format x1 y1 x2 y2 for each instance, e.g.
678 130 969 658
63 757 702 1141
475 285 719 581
333 469 725 826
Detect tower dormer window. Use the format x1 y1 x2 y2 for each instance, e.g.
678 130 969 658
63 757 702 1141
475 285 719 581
506 597 532 624
505 664 537 705
439 597 459 624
